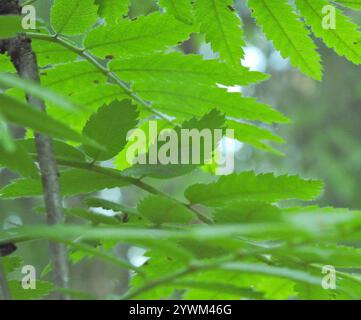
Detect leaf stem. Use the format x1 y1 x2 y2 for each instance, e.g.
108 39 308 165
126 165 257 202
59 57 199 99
120 254 239 299
62 239 144 276
120 266 192 300
26 32 174 125
54 157 213 224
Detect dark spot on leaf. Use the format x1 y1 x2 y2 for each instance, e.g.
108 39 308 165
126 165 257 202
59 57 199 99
105 55 113 60
227 5 235 12
93 80 100 84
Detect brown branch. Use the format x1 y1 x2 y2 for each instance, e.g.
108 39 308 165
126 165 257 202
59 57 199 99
0 0 69 299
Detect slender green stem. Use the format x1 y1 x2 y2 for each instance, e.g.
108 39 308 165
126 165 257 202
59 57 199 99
120 267 192 300
62 239 144 276
26 32 173 125
120 255 238 300
54 157 213 224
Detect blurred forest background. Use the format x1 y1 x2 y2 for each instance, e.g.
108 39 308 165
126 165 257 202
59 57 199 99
1 0 360 298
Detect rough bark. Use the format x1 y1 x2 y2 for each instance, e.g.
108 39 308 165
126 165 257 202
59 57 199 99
0 0 69 299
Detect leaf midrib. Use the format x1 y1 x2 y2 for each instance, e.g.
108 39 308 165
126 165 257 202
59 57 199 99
258 0 318 76
302 0 361 62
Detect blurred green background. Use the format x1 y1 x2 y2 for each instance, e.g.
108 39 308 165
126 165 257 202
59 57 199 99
1 0 361 298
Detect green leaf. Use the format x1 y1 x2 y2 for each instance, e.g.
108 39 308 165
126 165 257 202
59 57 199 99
173 280 264 299
2 255 54 300
2 218 359 247
0 113 15 153
82 99 138 161
275 244 361 268
84 12 192 59
181 271 296 300
17 138 86 162
138 195 196 224
115 119 170 170
0 94 99 147
130 251 189 299
294 268 361 299
1 256 22 274
123 109 226 179
227 120 284 155
185 171 324 206
0 55 16 73
159 0 194 25
218 262 320 286
0 168 130 198
135 82 288 123
295 0 361 64
0 15 23 39
0 140 38 178
51 0 98 35
0 73 82 112
110 52 268 87
40 61 105 97
32 40 78 67
248 0 322 80
95 0 131 24
335 0 361 10
8 280 54 300
124 163 195 179
213 201 282 224
195 0 245 66
49 84 128 133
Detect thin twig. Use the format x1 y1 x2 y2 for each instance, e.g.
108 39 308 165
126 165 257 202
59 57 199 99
120 255 239 300
53 157 214 224
26 32 174 125
64 239 144 276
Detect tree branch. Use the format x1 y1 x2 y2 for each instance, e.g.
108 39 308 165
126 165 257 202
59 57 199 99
0 260 11 300
0 0 69 299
